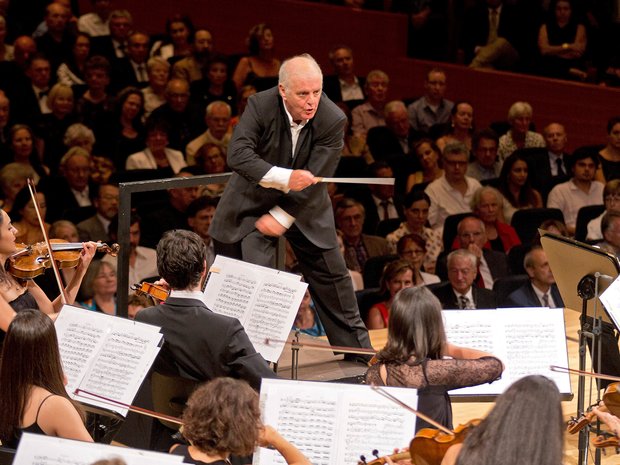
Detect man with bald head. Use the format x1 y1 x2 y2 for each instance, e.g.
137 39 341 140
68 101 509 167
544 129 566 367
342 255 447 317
526 122 572 202
0 36 36 95
210 54 372 358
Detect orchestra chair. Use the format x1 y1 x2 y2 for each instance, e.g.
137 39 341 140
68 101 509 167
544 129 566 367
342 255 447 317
493 274 530 307
150 371 198 430
0 446 15 465
355 287 382 324
442 212 474 252
574 204 605 242
510 208 564 246
362 254 399 289
507 243 531 275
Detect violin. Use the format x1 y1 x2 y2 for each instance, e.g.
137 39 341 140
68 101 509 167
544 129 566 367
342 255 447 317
567 382 620 434
131 281 170 302
7 240 120 279
409 419 481 465
359 449 411 464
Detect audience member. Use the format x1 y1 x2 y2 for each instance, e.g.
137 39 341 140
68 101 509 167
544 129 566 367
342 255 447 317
0 15 13 61
526 122 572 202
10 54 52 126
11 187 50 244
228 84 256 129
141 56 169 118
467 128 501 181
35 2 73 74
0 163 34 213
367 259 414 329
135 230 275 390
75 56 113 134
398 231 441 284
76 183 118 242
587 179 620 241
189 53 237 114
407 67 453 135
350 69 389 138
77 0 112 37
194 143 229 197
110 30 150 92
497 101 545 162
171 28 213 83
103 212 158 288
322 44 365 107
8 124 49 182
185 100 232 165
49 219 79 241
470 186 521 253
293 287 326 337
537 0 587 80
425 142 482 229
547 147 604 235
150 14 193 64
56 31 90 89
498 151 543 222
232 23 281 92
366 286 502 430
387 190 442 273
90 9 132 62
406 138 444 193
126 116 186 174
596 210 620 258
334 198 391 273
595 116 620 183
436 101 474 153
432 249 498 309
335 229 364 291
186 196 218 269
63 122 95 154
505 247 564 307
78 260 117 315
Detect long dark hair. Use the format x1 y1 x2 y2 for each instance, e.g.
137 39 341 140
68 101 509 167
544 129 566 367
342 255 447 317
376 286 446 364
455 375 563 465
9 124 48 180
0 310 84 441
498 152 538 208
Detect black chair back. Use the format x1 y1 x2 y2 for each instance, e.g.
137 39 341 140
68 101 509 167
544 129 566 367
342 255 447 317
494 274 530 307
510 208 564 245
574 204 605 242
375 218 401 238
362 254 399 289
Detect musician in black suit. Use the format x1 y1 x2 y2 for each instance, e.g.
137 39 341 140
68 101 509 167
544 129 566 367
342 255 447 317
524 122 572 203
504 247 564 308
432 249 497 309
210 54 372 357
135 230 275 390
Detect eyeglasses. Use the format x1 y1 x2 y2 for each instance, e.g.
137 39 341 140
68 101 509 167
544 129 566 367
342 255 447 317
605 195 620 203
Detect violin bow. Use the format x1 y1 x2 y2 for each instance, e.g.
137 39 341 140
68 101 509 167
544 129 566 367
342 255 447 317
550 365 620 383
74 388 183 425
370 385 453 435
27 179 68 304
264 337 377 357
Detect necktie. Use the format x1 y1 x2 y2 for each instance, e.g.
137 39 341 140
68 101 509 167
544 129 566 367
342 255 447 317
542 293 549 307
38 90 48 100
488 9 499 44
459 295 473 310
380 200 390 221
556 158 566 177
137 64 147 82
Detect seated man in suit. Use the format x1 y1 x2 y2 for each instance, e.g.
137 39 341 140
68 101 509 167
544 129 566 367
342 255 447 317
90 9 132 63
467 128 501 182
322 44 365 109
436 215 510 286
505 247 564 308
432 249 497 309
335 198 391 273
135 229 275 390
77 183 119 242
110 30 150 92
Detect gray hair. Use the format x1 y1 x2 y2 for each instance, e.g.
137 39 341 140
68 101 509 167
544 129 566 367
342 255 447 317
470 186 504 211
63 123 95 147
447 248 478 270
365 69 389 84
206 100 232 118
278 54 322 91
0 163 34 191
523 246 544 270
147 56 170 73
110 9 132 22
384 100 407 117
507 101 533 122
442 141 469 158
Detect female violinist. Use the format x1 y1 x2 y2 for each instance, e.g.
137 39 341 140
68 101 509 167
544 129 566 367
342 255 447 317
365 287 503 431
0 208 98 339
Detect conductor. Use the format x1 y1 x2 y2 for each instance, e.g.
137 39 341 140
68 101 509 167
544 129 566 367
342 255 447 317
210 53 372 357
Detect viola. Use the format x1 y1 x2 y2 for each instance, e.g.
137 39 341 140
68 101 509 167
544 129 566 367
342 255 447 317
8 240 120 279
409 419 481 465
131 281 170 302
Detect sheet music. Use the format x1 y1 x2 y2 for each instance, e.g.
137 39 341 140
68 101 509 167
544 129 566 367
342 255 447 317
55 305 163 416
13 433 183 465
204 255 307 362
443 307 571 395
600 275 620 329
254 379 417 465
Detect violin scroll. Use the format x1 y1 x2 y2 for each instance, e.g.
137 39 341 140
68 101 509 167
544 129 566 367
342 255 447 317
131 281 169 302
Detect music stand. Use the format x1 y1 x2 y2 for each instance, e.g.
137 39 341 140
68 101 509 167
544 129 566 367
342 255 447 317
540 231 620 465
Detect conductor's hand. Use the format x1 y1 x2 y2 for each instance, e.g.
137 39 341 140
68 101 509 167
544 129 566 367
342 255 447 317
256 214 287 237
288 169 317 191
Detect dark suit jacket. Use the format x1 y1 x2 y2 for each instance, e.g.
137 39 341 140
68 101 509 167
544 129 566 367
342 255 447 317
77 215 109 242
210 86 347 249
135 296 275 390
90 36 122 64
110 57 147 93
322 74 365 108
436 248 510 283
7 82 43 127
38 176 96 223
522 147 572 203
431 282 498 309
504 282 564 308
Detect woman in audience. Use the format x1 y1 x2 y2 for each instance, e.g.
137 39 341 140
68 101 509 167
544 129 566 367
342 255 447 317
11 187 49 244
194 143 228 197
0 163 34 213
293 288 325 337
497 151 543 222
8 124 49 182
49 220 79 242
232 23 281 91
366 259 414 330
190 54 238 113
142 57 170 119
126 117 186 174
0 310 93 447
436 102 474 153
386 190 442 274
78 260 117 315
470 186 521 253
397 234 440 286
366 286 503 431
537 0 587 80
406 138 444 193
57 32 91 89
595 116 620 183
37 83 78 172
497 102 545 162
441 375 563 465
171 377 310 465
63 123 95 154
151 14 194 64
